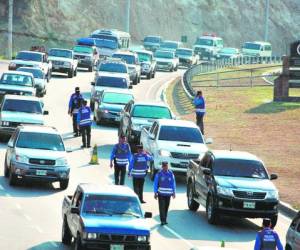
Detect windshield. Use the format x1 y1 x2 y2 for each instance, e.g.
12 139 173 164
0 73 33 87
48 49 72 58
17 68 44 79
96 76 128 88
2 99 42 114
158 126 203 143
16 132 65 151
132 105 172 119
160 42 178 49
82 195 142 217
112 54 136 64
220 48 238 54
73 46 93 54
98 62 127 73
195 38 213 46
15 52 42 62
137 52 152 62
91 35 118 49
213 159 268 179
102 92 133 105
144 36 160 43
243 43 261 50
154 51 174 59
176 49 192 56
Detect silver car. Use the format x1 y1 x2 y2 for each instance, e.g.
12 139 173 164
286 211 300 250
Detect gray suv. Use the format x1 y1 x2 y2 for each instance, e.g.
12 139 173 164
286 212 300 250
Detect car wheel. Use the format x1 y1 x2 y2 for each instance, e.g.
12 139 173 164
133 77 138 85
270 214 278 228
8 167 17 186
60 179 69 190
206 195 219 224
4 157 9 178
88 66 93 72
62 217 72 245
68 69 74 78
187 182 199 211
174 66 178 71
75 234 85 250
150 162 157 181
147 73 151 79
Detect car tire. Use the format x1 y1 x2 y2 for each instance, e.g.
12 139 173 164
4 157 9 178
169 67 173 72
270 214 278 228
147 73 151 79
133 77 138 85
206 195 219 224
68 69 74 78
187 182 199 211
62 217 72 245
8 167 17 186
75 234 85 250
150 162 157 181
60 179 69 190
88 66 93 72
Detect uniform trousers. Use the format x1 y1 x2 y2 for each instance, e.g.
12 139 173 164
132 177 145 202
114 164 126 185
158 195 171 223
80 125 91 147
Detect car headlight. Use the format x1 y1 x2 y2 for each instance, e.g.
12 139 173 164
87 233 97 240
64 62 71 67
15 154 29 164
55 157 68 166
217 186 233 197
266 190 279 200
159 149 171 157
0 121 10 126
9 62 16 68
137 236 147 242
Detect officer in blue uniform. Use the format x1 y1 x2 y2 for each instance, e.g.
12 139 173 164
129 145 153 203
154 161 176 225
68 87 83 137
110 135 132 185
77 100 92 148
254 218 283 250
193 90 206 135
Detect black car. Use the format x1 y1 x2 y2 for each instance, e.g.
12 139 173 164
187 150 279 227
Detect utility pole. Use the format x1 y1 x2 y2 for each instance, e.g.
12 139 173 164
8 0 13 59
125 0 131 33
264 0 270 42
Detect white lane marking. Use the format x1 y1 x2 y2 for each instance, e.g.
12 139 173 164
163 224 195 248
50 242 58 247
35 226 43 233
15 203 22 210
0 184 4 190
24 214 32 222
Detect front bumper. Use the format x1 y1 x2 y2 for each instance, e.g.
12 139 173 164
156 63 173 71
82 239 150 250
51 65 72 73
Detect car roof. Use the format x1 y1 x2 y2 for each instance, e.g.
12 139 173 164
247 41 271 46
132 101 169 108
100 59 127 65
162 40 179 44
2 71 34 77
155 50 174 54
79 183 137 197
19 50 44 55
18 125 59 134
156 119 197 127
4 94 41 101
210 150 261 161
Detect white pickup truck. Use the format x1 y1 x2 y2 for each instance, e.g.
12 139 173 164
140 119 211 180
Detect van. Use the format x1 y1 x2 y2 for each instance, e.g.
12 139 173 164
193 34 224 60
242 41 272 57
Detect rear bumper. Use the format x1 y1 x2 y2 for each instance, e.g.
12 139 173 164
156 64 172 70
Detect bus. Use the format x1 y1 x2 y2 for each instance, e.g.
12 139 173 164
90 29 131 58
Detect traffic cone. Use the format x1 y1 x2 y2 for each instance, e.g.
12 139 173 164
89 144 99 165
221 240 225 247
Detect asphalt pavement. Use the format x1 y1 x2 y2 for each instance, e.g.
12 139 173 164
0 62 292 250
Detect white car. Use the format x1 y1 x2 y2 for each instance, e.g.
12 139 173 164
193 35 224 60
140 119 211 180
154 50 179 72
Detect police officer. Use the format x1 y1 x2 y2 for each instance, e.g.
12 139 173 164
193 90 206 135
110 135 132 185
128 145 153 203
154 161 176 225
254 218 283 250
68 87 83 137
77 100 92 148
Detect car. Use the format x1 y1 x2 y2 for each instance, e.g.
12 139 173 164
62 184 152 249
4 125 70 189
216 47 241 60
94 89 134 125
90 73 132 111
119 100 174 145
0 95 48 137
154 50 179 72
17 67 47 97
136 50 157 79
159 40 181 52
0 71 36 97
73 44 99 72
8 50 52 81
143 35 162 52
175 48 199 67
140 119 210 180
242 41 272 58
193 34 224 60
187 150 279 227
48 48 78 78
112 51 141 85
285 211 300 250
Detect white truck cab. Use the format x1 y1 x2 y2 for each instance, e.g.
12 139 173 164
242 41 272 57
193 34 223 60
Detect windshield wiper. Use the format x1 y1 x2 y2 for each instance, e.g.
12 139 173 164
112 212 140 218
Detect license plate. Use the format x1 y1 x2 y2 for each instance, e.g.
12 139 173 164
36 170 47 176
110 245 124 250
243 201 255 209
115 117 121 121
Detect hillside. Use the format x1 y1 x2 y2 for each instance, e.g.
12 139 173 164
0 0 299 55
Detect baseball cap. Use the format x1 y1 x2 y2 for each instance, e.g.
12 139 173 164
75 87 80 92
162 161 168 165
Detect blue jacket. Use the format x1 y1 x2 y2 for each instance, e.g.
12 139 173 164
193 96 206 115
154 170 176 196
110 143 132 167
254 228 283 250
77 106 92 127
129 152 153 178
68 93 83 114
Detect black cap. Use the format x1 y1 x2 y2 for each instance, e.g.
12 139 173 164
75 87 80 91
262 218 272 227
162 161 168 166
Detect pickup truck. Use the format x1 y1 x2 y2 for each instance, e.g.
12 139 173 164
73 45 99 72
186 150 279 227
48 48 78 78
175 48 199 68
136 50 157 79
62 183 152 250
140 119 210 180
154 50 179 72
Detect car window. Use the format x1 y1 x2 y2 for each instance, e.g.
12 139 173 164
149 122 157 134
2 99 42 114
73 45 93 54
132 105 172 119
8 129 18 146
158 126 204 143
112 54 135 64
200 153 210 167
49 49 72 58
96 76 128 88
98 62 127 73
153 124 159 138
290 215 300 230
102 92 133 105
1 73 33 87
17 68 44 79
16 52 43 62
297 221 300 232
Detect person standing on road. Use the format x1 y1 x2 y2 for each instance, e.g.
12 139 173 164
110 135 132 185
68 87 83 137
128 145 153 203
254 218 283 250
193 90 206 135
154 161 176 226
77 100 92 148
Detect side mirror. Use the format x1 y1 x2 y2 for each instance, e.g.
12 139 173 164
205 138 213 144
43 110 49 115
7 141 13 148
70 206 80 215
203 168 211 175
270 173 278 180
144 212 152 218
91 82 95 86
128 85 133 89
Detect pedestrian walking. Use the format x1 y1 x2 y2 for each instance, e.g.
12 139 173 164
154 161 176 226
77 100 92 148
110 135 132 185
128 145 153 203
193 90 206 135
254 218 283 250
68 87 83 137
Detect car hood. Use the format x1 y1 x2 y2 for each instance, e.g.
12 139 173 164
15 147 66 159
132 117 156 130
157 140 208 154
11 60 42 67
82 215 150 235
100 103 125 112
1 111 44 124
155 57 174 62
214 176 277 191
0 84 34 93
48 56 73 63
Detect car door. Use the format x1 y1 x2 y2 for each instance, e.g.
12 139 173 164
198 153 213 204
195 152 210 205
68 189 83 236
142 122 155 152
6 129 19 168
148 122 159 155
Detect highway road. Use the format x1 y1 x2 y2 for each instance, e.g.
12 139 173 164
0 61 292 250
